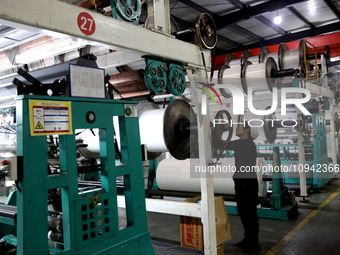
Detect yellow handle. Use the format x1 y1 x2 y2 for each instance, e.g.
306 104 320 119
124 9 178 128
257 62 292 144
90 0 96 5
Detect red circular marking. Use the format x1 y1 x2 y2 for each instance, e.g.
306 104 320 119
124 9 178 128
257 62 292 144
77 12 96 36
226 103 230 108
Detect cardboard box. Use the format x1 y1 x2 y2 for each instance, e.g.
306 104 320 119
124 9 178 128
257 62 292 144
217 244 224 255
180 196 231 251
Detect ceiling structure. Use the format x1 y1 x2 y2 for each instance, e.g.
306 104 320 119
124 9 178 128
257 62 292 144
166 0 340 54
0 0 340 76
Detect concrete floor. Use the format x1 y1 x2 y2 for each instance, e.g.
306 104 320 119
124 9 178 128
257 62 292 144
147 178 340 255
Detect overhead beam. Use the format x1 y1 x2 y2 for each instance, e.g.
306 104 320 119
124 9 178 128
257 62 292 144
216 0 307 29
323 0 340 20
219 22 340 54
172 15 243 47
176 0 215 17
228 0 245 9
0 0 211 69
287 6 316 30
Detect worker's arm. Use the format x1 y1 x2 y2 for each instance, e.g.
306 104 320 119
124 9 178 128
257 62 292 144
223 140 237 151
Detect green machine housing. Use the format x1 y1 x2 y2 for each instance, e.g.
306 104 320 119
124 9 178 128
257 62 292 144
0 95 154 255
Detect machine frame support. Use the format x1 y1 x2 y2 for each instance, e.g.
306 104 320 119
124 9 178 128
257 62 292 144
188 69 217 255
0 0 210 69
146 0 171 34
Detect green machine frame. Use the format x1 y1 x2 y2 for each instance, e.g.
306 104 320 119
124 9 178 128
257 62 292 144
5 95 154 255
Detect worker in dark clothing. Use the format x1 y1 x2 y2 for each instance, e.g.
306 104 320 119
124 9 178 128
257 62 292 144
224 121 260 253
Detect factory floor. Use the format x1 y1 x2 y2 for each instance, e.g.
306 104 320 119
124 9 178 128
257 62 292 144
147 178 340 255
1 178 340 254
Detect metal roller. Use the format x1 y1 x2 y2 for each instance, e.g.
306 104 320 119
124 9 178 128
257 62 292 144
163 100 196 160
242 57 278 93
263 52 279 67
218 64 245 98
241 50 254 65
243 47 272 64
108 69 147 95
225 53 240 67
139 99 196 160
259 47 270 63
263 111 277 144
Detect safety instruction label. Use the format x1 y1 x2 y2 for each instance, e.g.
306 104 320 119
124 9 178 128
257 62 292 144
29 100 72 136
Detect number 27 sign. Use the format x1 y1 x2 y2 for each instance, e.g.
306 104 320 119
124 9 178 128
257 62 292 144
77 12 96 36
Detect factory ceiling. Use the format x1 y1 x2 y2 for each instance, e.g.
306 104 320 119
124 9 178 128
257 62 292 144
0 0 339 76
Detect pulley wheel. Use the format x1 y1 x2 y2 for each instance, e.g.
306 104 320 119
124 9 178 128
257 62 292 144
163 100 196 160
195 13 217 50
213 110 233 148
144 61 167 93
115 0 141 23
167 64 186 95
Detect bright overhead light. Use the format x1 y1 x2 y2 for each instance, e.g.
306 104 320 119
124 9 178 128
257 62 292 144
274 15 282 25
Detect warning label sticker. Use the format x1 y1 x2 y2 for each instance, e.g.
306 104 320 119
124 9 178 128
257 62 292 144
29 100 72 136
90 194 100 206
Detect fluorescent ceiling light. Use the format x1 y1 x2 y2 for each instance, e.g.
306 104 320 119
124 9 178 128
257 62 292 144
274 15 282 25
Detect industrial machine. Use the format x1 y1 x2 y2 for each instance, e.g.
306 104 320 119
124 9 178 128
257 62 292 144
217 39 336 196
0 0 339 254
0 92 155 254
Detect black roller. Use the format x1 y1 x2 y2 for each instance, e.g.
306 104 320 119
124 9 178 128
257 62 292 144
163 100 197 160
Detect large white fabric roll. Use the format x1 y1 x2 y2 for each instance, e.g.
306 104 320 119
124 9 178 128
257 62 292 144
139 108 167 152
156 158 268 197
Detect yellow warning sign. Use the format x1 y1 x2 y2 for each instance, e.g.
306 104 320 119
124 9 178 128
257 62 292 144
35 121 43 129
90 194 100 206
29 100 72 136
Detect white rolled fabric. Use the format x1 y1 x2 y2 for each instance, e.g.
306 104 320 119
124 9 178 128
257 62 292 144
281 49 300 70
245 62 270 92
156 158 268 197
139 109 167 152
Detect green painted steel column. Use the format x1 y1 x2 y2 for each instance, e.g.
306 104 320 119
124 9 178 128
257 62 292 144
16 97 49 254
